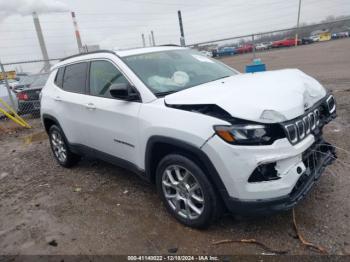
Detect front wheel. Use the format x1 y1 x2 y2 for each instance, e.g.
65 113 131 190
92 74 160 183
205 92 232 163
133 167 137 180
156 154 222 228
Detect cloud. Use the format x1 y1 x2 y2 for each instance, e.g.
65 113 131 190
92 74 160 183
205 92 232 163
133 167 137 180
0 0 69 20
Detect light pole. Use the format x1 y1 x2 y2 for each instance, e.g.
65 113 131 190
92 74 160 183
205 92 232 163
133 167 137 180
295 0 302 46
151 30 156 46
178 10 186 46
32 12 50 72
0 60 15 109
141 34 146 47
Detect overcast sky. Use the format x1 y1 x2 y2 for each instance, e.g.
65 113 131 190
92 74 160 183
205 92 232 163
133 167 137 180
0 0 349 71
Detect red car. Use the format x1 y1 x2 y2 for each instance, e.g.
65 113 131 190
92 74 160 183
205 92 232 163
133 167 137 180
272 38 301 48
236 44 253 54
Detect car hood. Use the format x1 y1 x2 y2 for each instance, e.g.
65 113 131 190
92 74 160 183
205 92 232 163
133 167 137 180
164 69 327 123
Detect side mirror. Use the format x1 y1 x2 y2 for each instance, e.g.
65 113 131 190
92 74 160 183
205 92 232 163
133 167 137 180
109 83 140 101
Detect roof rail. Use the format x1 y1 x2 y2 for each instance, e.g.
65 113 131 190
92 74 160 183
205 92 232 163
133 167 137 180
59 50 116 62
158 44 181 47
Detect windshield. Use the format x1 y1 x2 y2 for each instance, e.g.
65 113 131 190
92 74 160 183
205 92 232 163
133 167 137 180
122 49 237 96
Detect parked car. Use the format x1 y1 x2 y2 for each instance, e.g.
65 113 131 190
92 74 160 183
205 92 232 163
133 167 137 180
309 35 320 42
200 50 212 57
318 32 331 41
4 79 19 90
16 73 49 115
255 42 271 51
332 32 349 39
272 38 301 48
338 31 349 38
13 73 47 91
0 81 18 113
213 47 236 57
236 44 253 54
15 72 29 81
301 37 314 45
41 47 337 228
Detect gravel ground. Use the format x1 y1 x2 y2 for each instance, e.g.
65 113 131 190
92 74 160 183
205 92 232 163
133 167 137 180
0 38 349 256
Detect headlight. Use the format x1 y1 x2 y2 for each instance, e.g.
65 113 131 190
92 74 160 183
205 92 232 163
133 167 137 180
214 124 285 145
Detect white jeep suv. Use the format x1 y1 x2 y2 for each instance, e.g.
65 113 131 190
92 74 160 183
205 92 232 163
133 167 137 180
41 46 337 228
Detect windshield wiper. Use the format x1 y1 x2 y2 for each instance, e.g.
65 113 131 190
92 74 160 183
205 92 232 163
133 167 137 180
211 75 232 82
155 90 177 97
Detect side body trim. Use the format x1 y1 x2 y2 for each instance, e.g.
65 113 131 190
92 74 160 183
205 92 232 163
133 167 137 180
69 143 146 178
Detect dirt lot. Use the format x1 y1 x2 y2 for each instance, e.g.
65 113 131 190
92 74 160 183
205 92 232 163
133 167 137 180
0 38 350 256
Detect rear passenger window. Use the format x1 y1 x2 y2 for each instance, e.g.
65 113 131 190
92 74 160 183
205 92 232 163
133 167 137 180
89 60 129 98
55 67 64 88
62 62 88 93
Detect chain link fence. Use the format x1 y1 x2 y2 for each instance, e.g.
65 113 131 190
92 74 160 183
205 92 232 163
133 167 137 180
1 19 349 130
192 19 350 61
0 58 61 129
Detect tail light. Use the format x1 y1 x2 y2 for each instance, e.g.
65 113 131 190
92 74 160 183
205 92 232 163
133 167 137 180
17 92 29 101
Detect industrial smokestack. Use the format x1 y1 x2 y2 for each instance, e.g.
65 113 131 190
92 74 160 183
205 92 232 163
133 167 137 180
71 11 83 52
32 12 50 72
151 31 156 46
141 34 146 47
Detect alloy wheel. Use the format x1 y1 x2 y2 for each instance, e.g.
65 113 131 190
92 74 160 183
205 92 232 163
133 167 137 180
162 165 205 220
51 131 67 163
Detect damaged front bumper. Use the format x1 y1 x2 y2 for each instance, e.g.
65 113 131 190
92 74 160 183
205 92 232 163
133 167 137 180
224 139 336 216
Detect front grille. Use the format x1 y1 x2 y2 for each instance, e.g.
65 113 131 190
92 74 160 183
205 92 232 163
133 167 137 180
289 140 336 199
282 94 336 145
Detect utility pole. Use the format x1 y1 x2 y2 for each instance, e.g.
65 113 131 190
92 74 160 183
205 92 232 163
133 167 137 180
71 12 83 52
32 12 50 72
295 0 302 46
151 30 156 46
178 10 186 46
141 33 146 47
252 34 256 60
0 61 15 109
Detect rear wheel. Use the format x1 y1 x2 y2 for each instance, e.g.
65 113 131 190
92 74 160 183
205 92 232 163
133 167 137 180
49 125 80 167
156 154 222 228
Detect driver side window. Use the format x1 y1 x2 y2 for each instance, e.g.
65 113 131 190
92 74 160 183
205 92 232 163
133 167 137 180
89 60 129 98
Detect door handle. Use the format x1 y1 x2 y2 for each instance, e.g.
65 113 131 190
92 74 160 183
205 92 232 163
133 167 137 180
86 103 96 110
54 96 62 101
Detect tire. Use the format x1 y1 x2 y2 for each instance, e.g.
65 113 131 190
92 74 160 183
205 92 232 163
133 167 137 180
156 154 222 228
49 125 80 168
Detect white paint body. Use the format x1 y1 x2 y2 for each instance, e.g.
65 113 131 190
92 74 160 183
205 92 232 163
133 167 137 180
255 43 269 50
165 68 326 123
41 46 329 200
